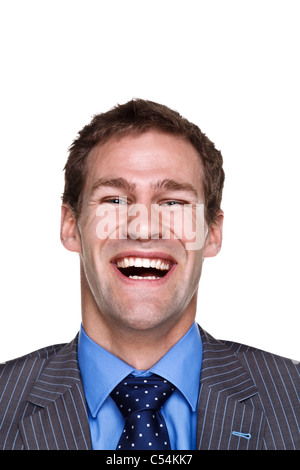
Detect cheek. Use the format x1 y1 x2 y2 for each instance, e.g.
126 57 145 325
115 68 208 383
79 223 102 273
184 249 203 281
79 208 103 248
168 206 206 252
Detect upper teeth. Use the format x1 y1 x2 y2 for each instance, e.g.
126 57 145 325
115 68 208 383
116 257 170 271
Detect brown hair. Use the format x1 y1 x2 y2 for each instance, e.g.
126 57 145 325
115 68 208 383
62 99 225 226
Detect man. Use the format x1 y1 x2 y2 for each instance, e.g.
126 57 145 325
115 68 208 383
0 99 299 450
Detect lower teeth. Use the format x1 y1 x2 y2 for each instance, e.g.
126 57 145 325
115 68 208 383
129 275 161 280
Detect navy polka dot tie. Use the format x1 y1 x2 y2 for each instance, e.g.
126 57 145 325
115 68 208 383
110 374 175 450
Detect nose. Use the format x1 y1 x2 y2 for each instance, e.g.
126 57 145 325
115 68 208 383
119 202 169 241
128 202 160 240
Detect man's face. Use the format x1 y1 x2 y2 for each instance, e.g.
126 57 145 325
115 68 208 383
64 131 220 335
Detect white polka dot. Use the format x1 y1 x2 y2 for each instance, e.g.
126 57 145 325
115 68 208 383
145 390 148 394
147 423 150 427
131 443 135 447
149 442 152 446
139 433 143 437
136 398 139 401
137 415 140 418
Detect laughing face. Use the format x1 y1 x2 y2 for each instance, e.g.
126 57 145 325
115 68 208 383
61 131 223 345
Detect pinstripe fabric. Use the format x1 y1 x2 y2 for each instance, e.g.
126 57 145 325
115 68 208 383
0 327 299 450
0 338 91 450
196 330 300 450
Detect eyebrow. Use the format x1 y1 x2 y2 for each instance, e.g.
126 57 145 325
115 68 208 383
152 179 199 199
90 177 199 199
91 177 136 195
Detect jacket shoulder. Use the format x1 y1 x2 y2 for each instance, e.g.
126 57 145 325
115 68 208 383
0 339 80 450
199 328 300 449
222 337 299 370
0 342 66 378
220 337 300 385
223 338 300 443
201 328 299 383
0 343 67 415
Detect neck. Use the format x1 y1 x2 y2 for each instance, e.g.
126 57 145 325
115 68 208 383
82 311 195 370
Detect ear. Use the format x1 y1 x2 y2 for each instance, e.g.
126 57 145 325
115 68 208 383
60 204 82 253
203 210 224 258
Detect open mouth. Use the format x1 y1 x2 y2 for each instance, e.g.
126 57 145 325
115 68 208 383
114 256 173 280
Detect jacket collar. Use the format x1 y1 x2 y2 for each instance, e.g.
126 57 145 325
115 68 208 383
19 335 92 450
196 328 266 450
19 328 266 450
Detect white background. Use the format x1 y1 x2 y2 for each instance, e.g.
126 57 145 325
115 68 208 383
0 0 299 362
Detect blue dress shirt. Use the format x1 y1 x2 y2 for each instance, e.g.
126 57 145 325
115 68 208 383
78 322 202 450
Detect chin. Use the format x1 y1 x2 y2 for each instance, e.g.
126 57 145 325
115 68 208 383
115 305 176 333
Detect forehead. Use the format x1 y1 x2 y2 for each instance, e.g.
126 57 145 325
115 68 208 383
85 131 204 193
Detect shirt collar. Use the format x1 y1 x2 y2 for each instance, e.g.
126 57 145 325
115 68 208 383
150 322 202 411
78 326 134 417
78 322 202 417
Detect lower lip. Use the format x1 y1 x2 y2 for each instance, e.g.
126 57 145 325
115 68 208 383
110 263 177 286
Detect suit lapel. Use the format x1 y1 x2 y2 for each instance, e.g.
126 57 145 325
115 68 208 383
18 328 267 450
196 328 266 450
19 336 92 450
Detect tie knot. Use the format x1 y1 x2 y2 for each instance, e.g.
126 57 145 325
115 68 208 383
110 374 175 418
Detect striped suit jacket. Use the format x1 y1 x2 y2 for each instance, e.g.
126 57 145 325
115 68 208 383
0 327 299 450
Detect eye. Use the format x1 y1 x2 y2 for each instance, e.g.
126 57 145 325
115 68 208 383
103 197 128 205
160 200 184 207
